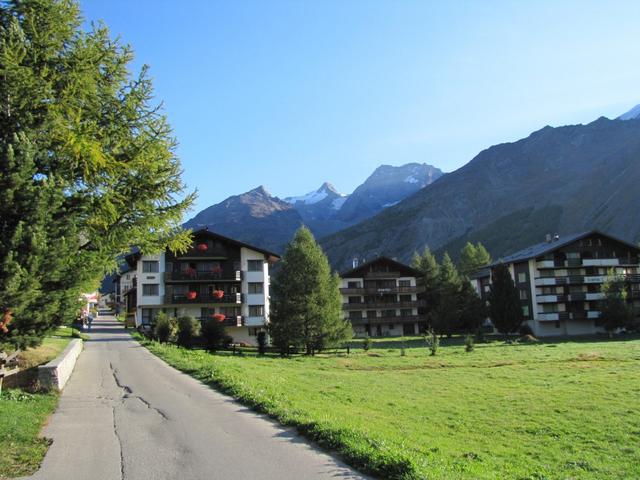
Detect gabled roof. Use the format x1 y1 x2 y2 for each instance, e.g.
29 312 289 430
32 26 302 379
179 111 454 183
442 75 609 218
489 230 640 267
340 256 422 278
191 228 280 260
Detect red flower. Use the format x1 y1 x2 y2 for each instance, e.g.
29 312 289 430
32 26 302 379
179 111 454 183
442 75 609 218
186 291 197 300
197 243 208 252
213 290 225 299
213 313 226 322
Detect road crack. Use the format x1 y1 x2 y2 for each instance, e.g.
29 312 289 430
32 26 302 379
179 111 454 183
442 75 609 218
110 362 169 420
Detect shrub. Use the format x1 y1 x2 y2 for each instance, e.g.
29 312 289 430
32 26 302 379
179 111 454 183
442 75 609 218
465 334 475 352
201 318 232 351
176 316 200 348
519 323 534 336
257 331 267 355
363 335 372 351
154 312 177 343
424 328 439 356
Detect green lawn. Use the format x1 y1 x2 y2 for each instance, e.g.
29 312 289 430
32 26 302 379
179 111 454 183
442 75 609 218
137 334 640 480
0 328 75 478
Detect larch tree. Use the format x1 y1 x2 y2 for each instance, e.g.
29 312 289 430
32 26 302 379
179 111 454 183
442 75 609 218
431 252 462 335
269 227 351 356
0 0 194 351
459 242 492 278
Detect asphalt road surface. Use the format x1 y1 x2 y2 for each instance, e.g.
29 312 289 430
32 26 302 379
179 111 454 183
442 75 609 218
26 315 368 480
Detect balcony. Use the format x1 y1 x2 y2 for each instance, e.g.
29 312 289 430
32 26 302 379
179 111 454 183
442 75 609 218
174 246 229 259
166 292 242 305
339 286 422 295
568 292 586 301
165 270 242 282
536 260 555 269
342 300 425 310
348 315 422 325
198 315 244 327
536 295 567 303
538 312 559 321
245 316 266 327
585 292 604 301
363 271 401 279
587 310 601 319
582 258 619 267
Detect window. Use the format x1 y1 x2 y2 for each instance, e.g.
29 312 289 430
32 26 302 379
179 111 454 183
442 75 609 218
141 308 157 325
519 289 528 300
400 309 412 317
366 310 377 319
399 294 412 302
555 320 561 329
398 280 411 287
347 281 361 289
142 284 159 296
348 296 361 304
142 261 159 273
382 309 396 317
349 311 363 319
249 305 264 316
522 306 529 317
248 282 264 294
517 272 527 283
248 260 263 272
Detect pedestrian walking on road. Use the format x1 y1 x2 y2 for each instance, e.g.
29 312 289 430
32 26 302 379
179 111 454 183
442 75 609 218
87 313 94 331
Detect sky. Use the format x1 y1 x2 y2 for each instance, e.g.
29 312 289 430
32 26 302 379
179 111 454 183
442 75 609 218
81 0 640 215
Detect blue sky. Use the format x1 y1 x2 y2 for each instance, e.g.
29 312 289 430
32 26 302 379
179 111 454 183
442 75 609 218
81 0 640 215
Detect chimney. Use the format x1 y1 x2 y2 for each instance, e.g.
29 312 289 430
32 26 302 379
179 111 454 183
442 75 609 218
352 257 359 269
545 233 552 243
553 233 560 241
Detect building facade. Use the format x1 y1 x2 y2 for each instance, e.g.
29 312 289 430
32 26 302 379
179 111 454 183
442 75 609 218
128 229 279 345
471 231 640 336
340 257 426 337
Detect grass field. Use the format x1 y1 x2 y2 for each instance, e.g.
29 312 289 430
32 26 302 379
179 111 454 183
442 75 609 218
137 334 640 480
0 327 75 478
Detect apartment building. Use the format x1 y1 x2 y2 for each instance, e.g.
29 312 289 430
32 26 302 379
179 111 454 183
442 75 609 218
340 257 426 337
471 231 640 336
127 229 280 345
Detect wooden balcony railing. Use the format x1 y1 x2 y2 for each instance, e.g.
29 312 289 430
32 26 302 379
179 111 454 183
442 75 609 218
165 270 242 282
166 292 242 305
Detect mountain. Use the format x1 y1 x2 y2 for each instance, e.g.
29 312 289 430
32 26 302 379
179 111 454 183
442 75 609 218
283 182 350 238
321 116 640 269
335 163 444 224
618 103 640 120
184 186 303 252
185 163 444 251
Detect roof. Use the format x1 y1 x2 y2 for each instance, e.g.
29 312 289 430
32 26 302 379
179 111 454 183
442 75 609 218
123 229 281 266
191 228 280 260
339 256 422 278
489 230 640 267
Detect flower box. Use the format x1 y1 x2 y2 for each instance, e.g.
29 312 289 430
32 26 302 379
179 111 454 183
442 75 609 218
186 291 197 300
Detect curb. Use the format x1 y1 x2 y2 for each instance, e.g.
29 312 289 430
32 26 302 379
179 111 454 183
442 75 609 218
38 338 83 391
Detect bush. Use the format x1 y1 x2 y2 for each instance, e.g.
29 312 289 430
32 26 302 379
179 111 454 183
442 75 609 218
465 334 475 352
176 316 200 348
363 335 372 351
201 318 232 351
257 331 267 355
519 323 534 336
424 328 439 356
154 312 177 343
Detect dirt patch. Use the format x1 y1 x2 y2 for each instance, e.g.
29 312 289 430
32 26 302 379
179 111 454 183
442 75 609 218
575 352 603 362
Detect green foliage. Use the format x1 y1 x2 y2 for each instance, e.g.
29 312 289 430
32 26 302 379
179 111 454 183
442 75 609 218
599 272 634 335
411 246 440 302
363 335 372 351
430 253 462 334
154 312 176 344
487 263 523 335
201 318 232 352
458 242 492 277
0 0 194 351
257 331 267 355
176 316 200 348
464 334 475 352
424 328 439 356
458 281 487 334
269 227 351 356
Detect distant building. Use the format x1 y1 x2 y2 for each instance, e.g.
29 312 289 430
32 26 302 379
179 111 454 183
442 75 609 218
126 229 280 345
471 231 640 336
339 257 426 337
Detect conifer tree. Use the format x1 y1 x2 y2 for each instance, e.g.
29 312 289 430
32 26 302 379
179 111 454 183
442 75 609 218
487 263 523 336
459 242 492 277
599 272 634 336
431 253 462 335
0 0 194 350
269 227 351 356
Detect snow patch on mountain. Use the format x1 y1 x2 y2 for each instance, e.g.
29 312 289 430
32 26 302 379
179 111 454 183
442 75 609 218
382 201 400 208
404 175 419 184
285 189 328 205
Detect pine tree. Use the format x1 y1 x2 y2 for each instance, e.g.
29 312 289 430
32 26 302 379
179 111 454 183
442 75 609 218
458 281 486 334
431 253 462 335
269 227 351 356
411 247 441 328
599 272 634 336
487 263 523 336
0 0 195 350
459 242 492 277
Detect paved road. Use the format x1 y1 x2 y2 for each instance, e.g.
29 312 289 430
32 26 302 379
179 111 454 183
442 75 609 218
27 316 367 480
